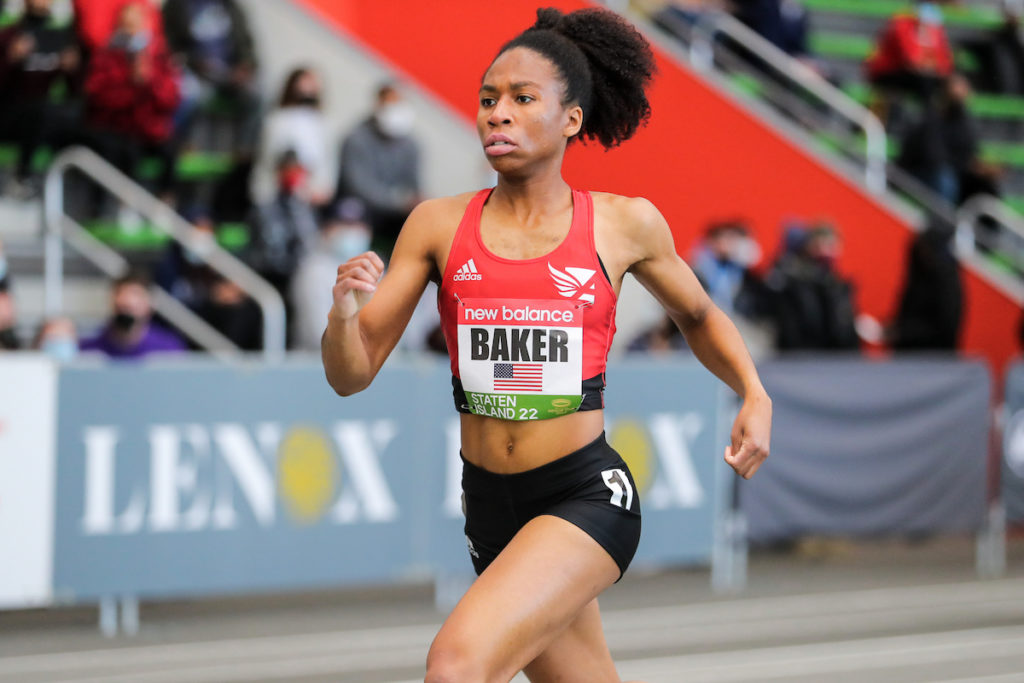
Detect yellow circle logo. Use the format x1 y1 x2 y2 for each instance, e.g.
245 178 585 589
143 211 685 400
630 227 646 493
277 426 339 524
609 419 654 494
551 399 572 408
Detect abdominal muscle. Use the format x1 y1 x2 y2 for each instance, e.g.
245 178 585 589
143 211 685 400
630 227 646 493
459 409 606 474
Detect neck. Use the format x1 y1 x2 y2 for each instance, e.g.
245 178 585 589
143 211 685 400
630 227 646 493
492 156 572 214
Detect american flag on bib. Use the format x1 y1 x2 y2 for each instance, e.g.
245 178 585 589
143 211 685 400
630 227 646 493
493 363 543 391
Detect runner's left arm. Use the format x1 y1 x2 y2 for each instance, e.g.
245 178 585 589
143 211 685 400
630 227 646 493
625 198 771 480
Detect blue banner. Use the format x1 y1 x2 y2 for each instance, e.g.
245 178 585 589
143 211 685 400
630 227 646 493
52 359 728 600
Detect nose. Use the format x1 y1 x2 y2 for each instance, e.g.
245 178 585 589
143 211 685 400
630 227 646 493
488 97 512 127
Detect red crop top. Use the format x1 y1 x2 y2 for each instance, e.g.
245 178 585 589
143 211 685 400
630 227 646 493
438 188 617 420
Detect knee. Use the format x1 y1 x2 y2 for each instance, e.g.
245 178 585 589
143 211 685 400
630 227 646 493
424 639 486 683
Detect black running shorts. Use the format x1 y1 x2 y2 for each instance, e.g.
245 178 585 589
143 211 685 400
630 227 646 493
461 432 642 579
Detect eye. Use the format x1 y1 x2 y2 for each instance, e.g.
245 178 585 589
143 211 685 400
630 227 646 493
480 97 496 107
516 94 534 104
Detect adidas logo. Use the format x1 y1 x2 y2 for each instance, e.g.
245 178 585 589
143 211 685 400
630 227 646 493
548 263 596 304
453 258 483 281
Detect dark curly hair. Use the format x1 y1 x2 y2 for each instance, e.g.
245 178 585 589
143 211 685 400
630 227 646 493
492 7 656 149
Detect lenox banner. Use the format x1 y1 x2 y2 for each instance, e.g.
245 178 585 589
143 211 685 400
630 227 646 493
51 359 729 600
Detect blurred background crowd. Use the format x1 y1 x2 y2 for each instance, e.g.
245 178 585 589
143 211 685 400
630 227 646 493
0 0 1018 363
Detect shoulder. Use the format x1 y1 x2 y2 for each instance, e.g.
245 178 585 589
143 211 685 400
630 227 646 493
393 191 480 257
408 192 478 223
590 191 669 240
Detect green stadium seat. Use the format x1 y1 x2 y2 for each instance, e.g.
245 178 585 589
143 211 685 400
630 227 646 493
800 0 1003 30
980 142 1024 168
83 219 250 251
0 145 235 181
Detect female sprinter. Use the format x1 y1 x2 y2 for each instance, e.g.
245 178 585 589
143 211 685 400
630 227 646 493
322 7 771 682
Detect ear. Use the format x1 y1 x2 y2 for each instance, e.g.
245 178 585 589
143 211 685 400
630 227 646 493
563 104 583 139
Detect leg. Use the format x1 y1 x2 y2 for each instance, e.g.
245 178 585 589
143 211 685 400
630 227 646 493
425 515 620 683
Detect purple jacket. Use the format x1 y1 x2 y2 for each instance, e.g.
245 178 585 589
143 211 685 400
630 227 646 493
80 322 186 359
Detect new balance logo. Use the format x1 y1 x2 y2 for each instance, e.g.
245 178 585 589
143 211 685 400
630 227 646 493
453 258 483 282
548 263 596 304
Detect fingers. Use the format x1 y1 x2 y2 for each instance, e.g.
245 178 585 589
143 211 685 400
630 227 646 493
336 253 384 282
336 266 378 290
724 441 768 480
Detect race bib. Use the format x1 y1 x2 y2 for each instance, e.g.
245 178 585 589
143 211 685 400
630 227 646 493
457 298 583 421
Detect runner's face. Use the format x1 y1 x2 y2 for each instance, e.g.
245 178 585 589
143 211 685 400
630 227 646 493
477 48 583 173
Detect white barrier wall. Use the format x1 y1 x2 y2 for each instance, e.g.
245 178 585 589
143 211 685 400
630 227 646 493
0 356 57 608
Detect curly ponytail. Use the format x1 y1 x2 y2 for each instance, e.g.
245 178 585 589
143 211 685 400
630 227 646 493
494 7 656 148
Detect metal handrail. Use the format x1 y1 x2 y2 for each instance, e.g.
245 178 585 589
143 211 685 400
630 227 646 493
688 10 887 194
956 194 1024 270
43 146 286 360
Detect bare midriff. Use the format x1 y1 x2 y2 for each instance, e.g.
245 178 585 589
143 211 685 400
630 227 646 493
459 409 605 473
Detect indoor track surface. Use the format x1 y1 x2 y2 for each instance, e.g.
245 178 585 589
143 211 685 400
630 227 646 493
2 537 1023 682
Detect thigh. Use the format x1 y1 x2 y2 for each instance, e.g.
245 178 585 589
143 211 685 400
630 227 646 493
523 598 619 683
429 514 620 682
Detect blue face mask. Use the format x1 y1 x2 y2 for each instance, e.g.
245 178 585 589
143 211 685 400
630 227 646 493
917 3 943 25
42 336 78 363
329 229 371 262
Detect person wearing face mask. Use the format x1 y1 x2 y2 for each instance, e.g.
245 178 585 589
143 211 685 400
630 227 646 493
334 82 422 256
32 317 79 362
247 150 319 338
691 220 765 317
250 66 333 207
866 1 953 109
764 220 859 351
81 0 181 199
80 271 186 359
290 197 372 351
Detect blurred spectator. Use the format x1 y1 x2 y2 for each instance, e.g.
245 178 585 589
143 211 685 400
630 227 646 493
161 0 261 152
0 237 9 291
251 66 332 206
690 219 764 317
335 82 421 253
733 0 811 59
155 207 262 349
890 220 962 350
196 277 262 350
247 149 318 307
627 313 688 354
82 0 180 198
963 0 1024 96
0 0 82 195
80 271 186 358
72 0 165 55
32 316 79 362
290 197 371 351
154 205 220 310
865 2 953 100
897 74 1002 205
0 289 19 350
764 221 859 351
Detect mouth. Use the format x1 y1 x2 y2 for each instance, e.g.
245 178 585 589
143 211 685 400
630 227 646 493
484 134 517 156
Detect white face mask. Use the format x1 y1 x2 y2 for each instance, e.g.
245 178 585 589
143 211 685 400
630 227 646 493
375 102 415 138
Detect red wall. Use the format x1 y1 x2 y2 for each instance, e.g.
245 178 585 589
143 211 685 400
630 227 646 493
296 0 1020 371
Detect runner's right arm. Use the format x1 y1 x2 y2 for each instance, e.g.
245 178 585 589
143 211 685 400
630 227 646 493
321 201 440 395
